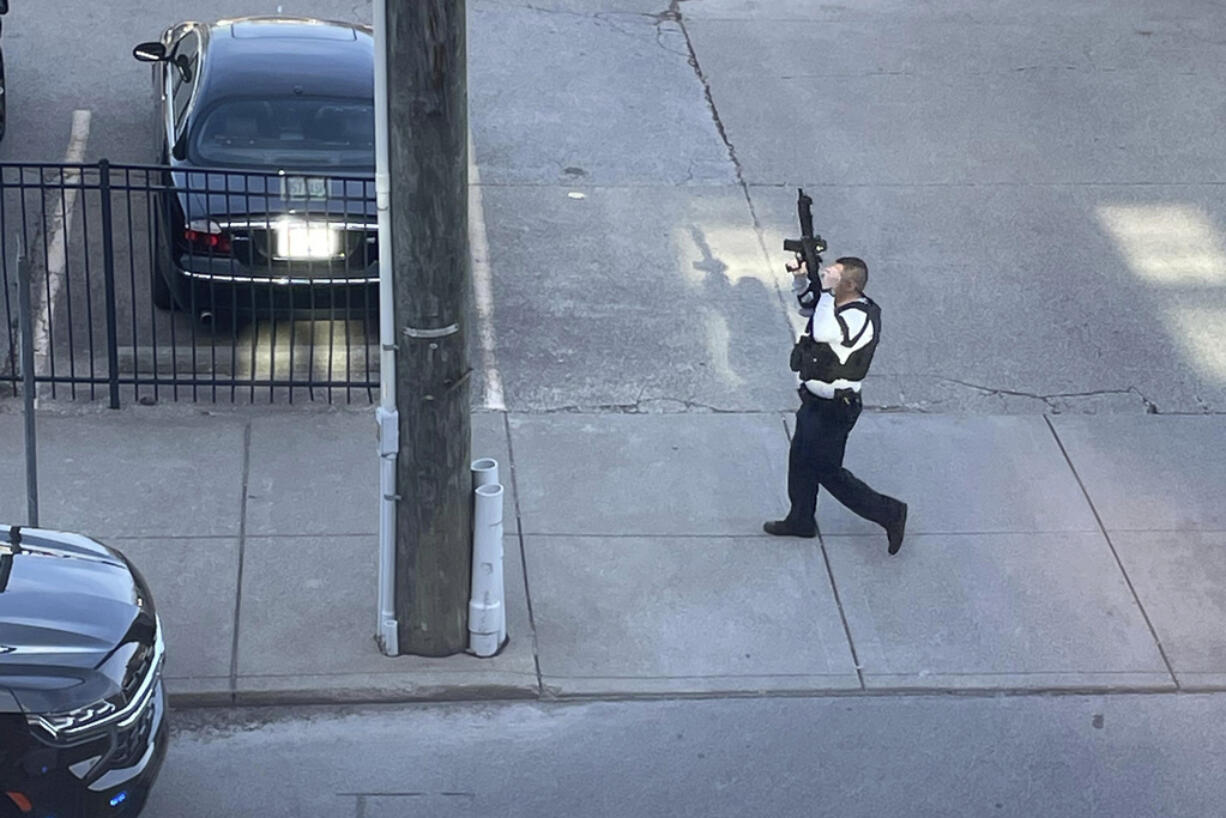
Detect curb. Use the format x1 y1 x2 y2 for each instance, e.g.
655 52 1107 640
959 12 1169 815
167 679 542 709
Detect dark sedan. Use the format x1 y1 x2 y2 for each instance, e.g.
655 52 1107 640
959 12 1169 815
133 16 378 316
1 526 167 817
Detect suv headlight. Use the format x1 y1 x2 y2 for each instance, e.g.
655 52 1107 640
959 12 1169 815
27 616 163 745
28 699 120 738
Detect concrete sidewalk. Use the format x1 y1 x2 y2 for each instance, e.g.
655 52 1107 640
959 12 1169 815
2 402 1225 705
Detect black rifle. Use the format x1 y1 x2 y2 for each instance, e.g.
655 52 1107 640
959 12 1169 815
782 188 827 287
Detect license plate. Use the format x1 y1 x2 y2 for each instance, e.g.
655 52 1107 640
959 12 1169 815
276 224 337 260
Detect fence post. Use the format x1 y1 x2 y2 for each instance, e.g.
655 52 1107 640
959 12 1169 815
98 159 121 409
16 241 39 527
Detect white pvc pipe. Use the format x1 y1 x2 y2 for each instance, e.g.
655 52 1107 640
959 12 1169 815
471 458 505 647
374 0 400 656
469 483 505 657
472 458 499 488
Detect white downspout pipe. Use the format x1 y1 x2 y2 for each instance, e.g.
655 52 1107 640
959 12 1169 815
471 458 506 647
374 0 400 656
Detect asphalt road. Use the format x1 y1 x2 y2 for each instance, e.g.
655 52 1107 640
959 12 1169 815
3 0 1225 410
150 694 1226 817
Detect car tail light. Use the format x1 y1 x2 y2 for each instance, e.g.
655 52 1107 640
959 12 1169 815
184 219 232 254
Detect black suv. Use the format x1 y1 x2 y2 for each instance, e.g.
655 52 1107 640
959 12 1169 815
1 526 168 817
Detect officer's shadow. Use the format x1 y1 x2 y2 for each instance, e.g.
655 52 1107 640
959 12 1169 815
685 223 785 396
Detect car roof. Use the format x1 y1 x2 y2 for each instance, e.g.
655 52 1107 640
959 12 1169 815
199 16 374 104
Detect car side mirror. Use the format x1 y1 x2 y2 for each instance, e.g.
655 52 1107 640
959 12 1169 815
133 41 167 62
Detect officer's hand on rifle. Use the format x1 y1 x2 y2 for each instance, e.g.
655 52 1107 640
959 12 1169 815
785 252 808 279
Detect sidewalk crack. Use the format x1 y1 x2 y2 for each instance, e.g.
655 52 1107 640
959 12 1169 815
666 0 801 349
668 0 752 195
934 378 1161 413
535 398 747 414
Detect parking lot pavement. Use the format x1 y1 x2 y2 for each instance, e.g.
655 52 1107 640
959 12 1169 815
8 1 1226 414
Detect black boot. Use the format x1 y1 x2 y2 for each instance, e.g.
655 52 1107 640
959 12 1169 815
763 520 817 539
885 502 908 555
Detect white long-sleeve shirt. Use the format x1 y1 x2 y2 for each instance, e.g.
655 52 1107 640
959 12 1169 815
793 277 874 398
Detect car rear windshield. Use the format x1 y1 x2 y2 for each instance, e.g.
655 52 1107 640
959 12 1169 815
192 98 374 168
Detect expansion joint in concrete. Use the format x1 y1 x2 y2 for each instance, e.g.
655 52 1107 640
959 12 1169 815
1043 415 1180 690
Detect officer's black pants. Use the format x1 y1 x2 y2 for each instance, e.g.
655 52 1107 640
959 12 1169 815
786 390 901 532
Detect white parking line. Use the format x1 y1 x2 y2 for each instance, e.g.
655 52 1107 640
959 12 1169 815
468 130 506 411
31 110 92 376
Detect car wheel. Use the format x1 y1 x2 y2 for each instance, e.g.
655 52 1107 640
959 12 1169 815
151 216 176 310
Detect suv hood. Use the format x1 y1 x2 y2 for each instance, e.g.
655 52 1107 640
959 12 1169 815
0 528 155 714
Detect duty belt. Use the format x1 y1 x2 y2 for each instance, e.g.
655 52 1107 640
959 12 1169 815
798 385 859 404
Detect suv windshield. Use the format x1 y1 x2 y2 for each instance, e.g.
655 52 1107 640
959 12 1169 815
192 97 374 168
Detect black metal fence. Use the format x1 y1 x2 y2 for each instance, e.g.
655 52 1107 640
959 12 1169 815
1 161 381 406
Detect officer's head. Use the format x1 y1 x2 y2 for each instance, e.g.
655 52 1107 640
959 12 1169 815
823 257 872 295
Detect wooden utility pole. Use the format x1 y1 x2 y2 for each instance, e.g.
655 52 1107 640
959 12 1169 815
386 0 472 655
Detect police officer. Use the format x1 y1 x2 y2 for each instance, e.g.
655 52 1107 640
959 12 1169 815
764 255 908 554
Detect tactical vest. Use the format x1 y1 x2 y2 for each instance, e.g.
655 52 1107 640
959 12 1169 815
796 297 882 383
